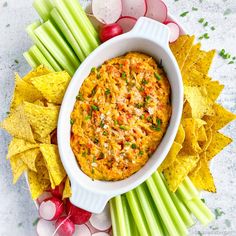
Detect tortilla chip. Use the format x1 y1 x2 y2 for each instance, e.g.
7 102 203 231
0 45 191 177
184 86 214 118
197 126 207 142
159 142 182 172
199 128 213 151
182 69 211 86
40 144 66 186
23 65 52 83
180 118 202 155
30 71 71 104
170 35 189 56
206 132 232 161
175 124 185 145
19 148 40 172
205 81 224 102
189 153 216 192
182 101 192 118
23 102 59 138
204 103 236 131
63 177 72 199
10 155 27 184
0 105 35 143
164 155 199 192
33 99 45 106
11 73 43 110
34 133 51 144
6 138 38 159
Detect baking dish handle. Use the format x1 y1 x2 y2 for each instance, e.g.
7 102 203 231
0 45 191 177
69 180 111 214
130 17 170 47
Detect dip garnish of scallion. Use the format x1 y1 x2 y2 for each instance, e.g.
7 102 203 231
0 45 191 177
131 143 137 149
91 105 99 111
119 125 127 130
70 119 74 125
105 88 111 95
154 72 161 80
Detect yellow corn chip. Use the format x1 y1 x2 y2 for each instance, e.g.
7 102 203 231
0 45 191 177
33 99 45 106
189 153 216 192
182 101 192 118
175 124 185 145
34 133 51 144
184 86 214 118
199 128 213 151
10 155 27 184
159 142 182 172
0 105 35 143
23 102 59 138
40 144 66 186
31 71 71 104
206 132 232 161
182 69 211 86
205 81 224 101
197 126 207 142
23 65 52 83
19 148 40 172
170 35 189 56
164 155 199 192
63 177 72 199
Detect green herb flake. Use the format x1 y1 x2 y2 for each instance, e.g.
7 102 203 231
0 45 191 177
97 73 101 79
85 115 91 120
91 168 95 174
203 21 208 27
199 33 210 40
140 114 144 120
145 96 151 102
125 142 130 146
180 11 189 17
201 198 206 203
32 218 39 226
76 93 84 101
198 18 204 23
219 49 231 59
192 7 198 11
119 125 127 130
121 72 126 79
232 56 236 60
114 120 118 125
14 59 19 64
131 143 137 149
105 88 111 95
70 119 74 125
82 152 87 157
150 124 161 131
91 105 99 111
154 72 161 80
91 87 97 96
94 138 99 144
211 26 215 31
139 150 144 156
103 131 108 136
91 67 96 73
214 208 225 219
228 61 234 64
141 79 148 85
100 121 105 128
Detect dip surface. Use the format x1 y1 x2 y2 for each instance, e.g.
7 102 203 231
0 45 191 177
70 52 171 180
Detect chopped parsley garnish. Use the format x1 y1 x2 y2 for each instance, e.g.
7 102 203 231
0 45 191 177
214 208 225 219
150 119 162 131
100 121 105 128
145 96 151 102
70 119 74 125
139 87 144 92
198 18 204 23
131 143 137 149
219 49 231 59
91 168 95 174
91 105 99 111
141 79 148 85
121 72 126 79
91 67 96 73
199 33 209 40
154 72 161 80
119 125 127 130
76 93 84 101
105 88 111 95
180 11 189 17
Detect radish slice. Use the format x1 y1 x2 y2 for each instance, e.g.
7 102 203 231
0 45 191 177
87 14 105 31
74 224 92 236
117 16 137 33
145 0 167 23
92 233 110 236
92 0 122 24
164 21 180 43
51 182 65 199
37 192 53 205
55 216 75 236
90 204 111 231
39 197 64 221
121 0 147 18
36 219 58 236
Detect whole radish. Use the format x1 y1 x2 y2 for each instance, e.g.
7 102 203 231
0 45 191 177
99 23 123 42
66 200 92 225
39 197 64 221
50 182 65 198
55 216 75 236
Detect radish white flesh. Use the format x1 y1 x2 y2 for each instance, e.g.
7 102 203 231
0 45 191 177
121 0 147 18
39 197 64 221
117 16 137 33
165 21 180 43
74 224 92 236
37 219 58 236
55 216 75 236
92 233 110 236
145 0 167 23
92 0 122 24
37 192 53 205
90 204 111 231
87 14 105 31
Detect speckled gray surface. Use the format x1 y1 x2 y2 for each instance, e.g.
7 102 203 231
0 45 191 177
0 0 235 235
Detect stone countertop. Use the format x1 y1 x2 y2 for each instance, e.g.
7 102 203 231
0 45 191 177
0 0 235 235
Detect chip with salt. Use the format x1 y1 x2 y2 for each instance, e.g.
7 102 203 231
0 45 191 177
10 155 27 184
63 177 72 199
205 81 224 102
197 126 207 142
170 35 189 56
199 127 213 152
30 71 71 104
19 148 40 172
174 124 185 145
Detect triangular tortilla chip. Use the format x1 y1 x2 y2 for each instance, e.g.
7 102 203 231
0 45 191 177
34 133 51 144
205 81 224 102
23 102 59 138
182 69 211 86
206 132 232 161
184 86 214 118
164 155 199 192
10 155 27 184
170 35 189 56
11 73 43 110
175 124 185 145
6 138 38 159
31 71 71 104
19 148 40 172
0 105 35 143
182 101 192 118
199 128 212 151
40 144 66 186
63 177 72 199
197 126 207 142
159 142 182 172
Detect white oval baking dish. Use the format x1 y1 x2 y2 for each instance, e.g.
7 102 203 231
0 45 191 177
58 17 183 214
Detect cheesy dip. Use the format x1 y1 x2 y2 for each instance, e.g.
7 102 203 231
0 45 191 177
70 52 171 180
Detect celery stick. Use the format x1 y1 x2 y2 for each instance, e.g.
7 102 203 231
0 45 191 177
23 51 39 68
50 8 86 62
146 177 179 236
110 199 119 236
135 184 164 236
126 190 150 236
177 182 194 201
160 173 195 228
34 20 79 75
64 0 100 46
153 172 187 235
29 45 54 70
33 0 54 21
121 196 132 236
26 21 62 71
54 0 93 56
183 177 200 197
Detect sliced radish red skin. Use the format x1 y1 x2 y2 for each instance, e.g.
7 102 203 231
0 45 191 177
55 216 75 236
37 192 53 205
51 182 65 199
121 0 147 18
39 197 64 221
92 0 122 24
145 0 168 23
99 23 123 42
66 200 92 225
117 16 137 33
164 21 180 43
